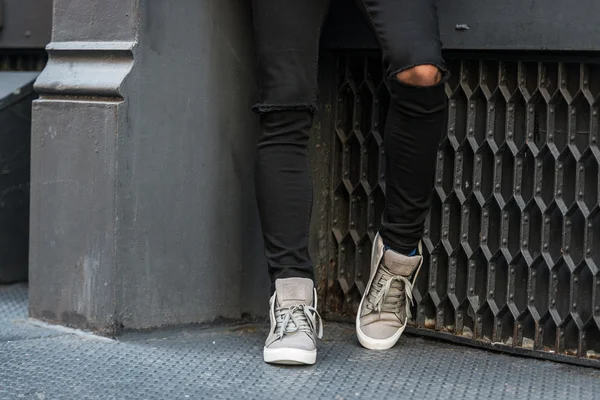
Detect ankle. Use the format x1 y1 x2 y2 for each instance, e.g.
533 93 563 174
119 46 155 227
383 243 419 257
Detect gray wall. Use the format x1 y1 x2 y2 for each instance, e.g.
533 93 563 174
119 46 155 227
0 0 52 49
30 0 269 334
119 0 268 328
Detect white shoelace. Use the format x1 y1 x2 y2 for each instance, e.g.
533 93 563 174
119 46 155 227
274 304 323 341
366 267 414 321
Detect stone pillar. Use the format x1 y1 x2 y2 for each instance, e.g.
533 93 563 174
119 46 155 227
29 0 268 335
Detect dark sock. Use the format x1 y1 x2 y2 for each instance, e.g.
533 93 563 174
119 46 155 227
384 245 418 257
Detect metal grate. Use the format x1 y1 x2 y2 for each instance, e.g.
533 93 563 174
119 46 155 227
323 53 600 365
0 52 46 72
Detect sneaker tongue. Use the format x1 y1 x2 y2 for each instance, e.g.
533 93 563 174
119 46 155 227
275 278 314 308
383 249 421 277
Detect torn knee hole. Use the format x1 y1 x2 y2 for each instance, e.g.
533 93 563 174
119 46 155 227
395 65 442 87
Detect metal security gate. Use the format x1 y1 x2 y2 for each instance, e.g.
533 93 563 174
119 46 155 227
0 50 46 283
319 52 600 367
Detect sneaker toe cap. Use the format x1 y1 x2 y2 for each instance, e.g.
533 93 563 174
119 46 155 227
267 332 315 351
359 319 402 340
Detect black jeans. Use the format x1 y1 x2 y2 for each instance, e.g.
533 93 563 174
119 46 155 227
252 0 448 285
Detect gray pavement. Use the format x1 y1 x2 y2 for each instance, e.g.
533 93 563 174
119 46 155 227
1 283 600 400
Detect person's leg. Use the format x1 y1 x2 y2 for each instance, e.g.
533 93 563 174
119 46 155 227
360 0 448 254
252 0 330 365
356 0 448 350
253 0 330 289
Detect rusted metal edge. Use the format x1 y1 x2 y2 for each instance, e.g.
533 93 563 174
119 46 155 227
323 313 600 369
404 326 600 369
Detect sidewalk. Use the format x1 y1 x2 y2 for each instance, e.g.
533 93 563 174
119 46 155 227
1 284 599 400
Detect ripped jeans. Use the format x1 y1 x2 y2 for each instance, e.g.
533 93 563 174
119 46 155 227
252 0 448 285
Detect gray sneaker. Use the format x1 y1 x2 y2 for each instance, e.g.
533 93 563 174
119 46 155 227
356 234 423 350
263 277 323 365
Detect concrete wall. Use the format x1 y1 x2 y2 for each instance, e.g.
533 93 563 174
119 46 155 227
30 0 269 334
119 0 268 328
0 0 52 49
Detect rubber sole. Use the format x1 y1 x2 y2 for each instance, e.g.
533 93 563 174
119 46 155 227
263 347 317 365
356 320 406 350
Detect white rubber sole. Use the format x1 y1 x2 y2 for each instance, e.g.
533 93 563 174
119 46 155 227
355 316 406 350
263 347 317 365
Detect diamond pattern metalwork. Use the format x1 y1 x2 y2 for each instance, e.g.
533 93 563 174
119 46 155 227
0 52 46 71
324 55 600 362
